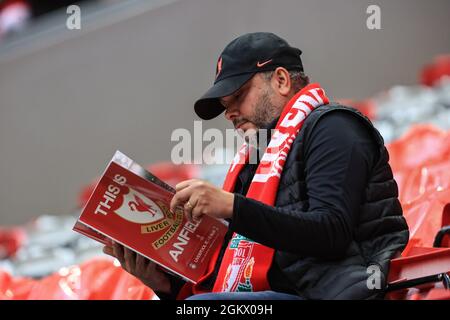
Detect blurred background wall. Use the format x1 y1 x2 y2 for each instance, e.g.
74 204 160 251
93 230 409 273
1 0 449 225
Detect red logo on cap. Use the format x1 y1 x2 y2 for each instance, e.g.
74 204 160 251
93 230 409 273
216 56 223 79
256 59 273 68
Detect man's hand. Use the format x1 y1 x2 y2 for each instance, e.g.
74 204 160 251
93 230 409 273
103 242 171 294
170 179 234 222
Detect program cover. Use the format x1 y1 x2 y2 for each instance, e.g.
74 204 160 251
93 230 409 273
73 151 227 283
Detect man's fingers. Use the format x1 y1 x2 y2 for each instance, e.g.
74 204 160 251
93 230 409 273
184 196 199 222
112 242 125 265
170 185 195 213
135 252 149 273
191 205 204 223
123 247 136 271
175 179 196 192
103 246 114 257
147 260 157 273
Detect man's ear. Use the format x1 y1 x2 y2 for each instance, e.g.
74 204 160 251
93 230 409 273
271 67 292 97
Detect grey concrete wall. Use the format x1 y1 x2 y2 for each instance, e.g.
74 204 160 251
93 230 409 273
1 0 449 225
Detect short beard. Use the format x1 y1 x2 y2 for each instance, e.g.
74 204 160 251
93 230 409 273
250 89 280 129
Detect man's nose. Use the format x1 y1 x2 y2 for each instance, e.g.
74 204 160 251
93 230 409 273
224 105 239 121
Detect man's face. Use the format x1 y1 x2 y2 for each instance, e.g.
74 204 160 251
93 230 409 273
220 73 280 133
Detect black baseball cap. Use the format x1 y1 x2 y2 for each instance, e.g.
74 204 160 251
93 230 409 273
194 32 304 120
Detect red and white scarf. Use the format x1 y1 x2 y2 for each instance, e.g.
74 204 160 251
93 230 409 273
177 83 329 298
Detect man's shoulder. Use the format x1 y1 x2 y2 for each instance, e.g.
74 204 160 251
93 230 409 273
312 103 369 122
315 106 368 127
303 104 373 138
297 104 382 155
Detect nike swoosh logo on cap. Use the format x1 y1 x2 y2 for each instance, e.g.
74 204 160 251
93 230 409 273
256 59 273 67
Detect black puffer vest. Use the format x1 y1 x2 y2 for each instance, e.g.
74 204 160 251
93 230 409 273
273 103 409 299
